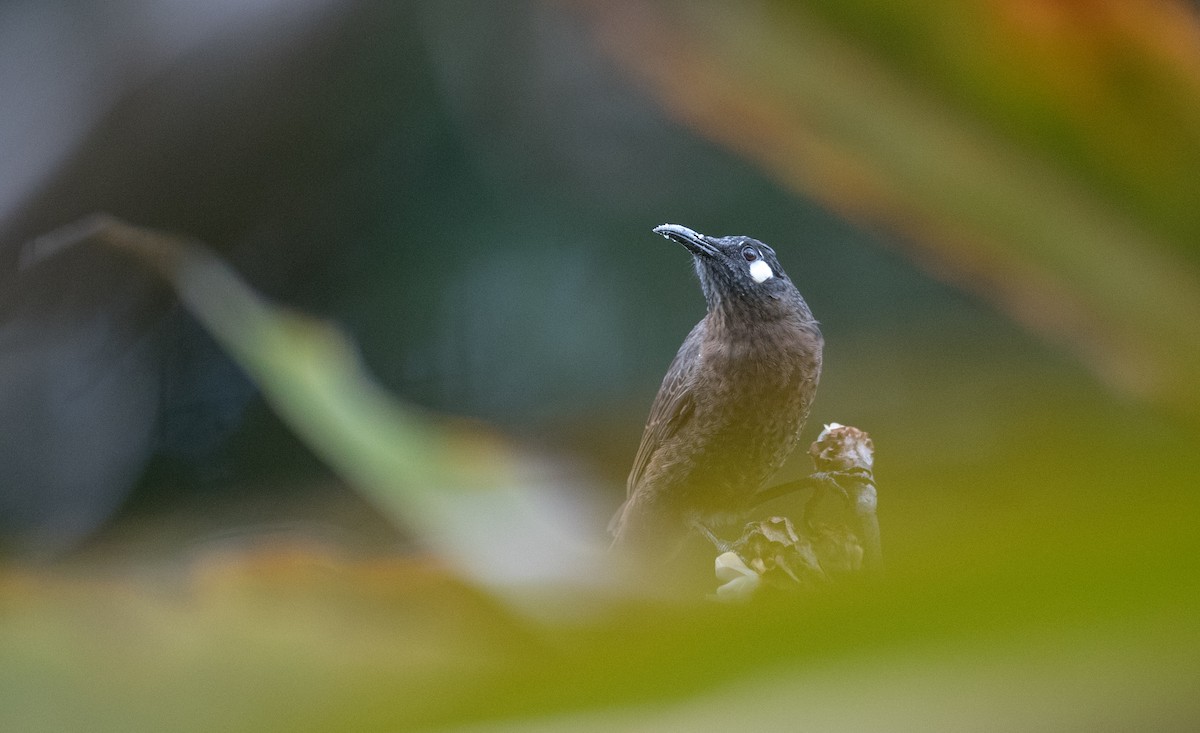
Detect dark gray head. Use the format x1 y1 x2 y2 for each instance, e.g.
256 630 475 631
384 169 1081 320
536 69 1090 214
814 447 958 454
653 223 812 321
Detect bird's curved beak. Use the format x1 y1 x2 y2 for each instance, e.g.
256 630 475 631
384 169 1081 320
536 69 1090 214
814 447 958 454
653 224 719 258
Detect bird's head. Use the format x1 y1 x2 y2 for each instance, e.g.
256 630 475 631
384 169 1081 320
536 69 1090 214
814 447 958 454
653 223 809 320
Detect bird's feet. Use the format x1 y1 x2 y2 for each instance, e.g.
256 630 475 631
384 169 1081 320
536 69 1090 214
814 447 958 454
689 519 735 553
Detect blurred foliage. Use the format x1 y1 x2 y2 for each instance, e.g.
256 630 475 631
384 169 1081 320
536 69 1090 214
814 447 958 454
67 217 603 594
571 0 1200 422
3 1 1200 731
797 0 1200 242
2 459 1197 731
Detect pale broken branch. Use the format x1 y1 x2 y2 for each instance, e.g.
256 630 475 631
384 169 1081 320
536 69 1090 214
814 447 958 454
713 423 880 599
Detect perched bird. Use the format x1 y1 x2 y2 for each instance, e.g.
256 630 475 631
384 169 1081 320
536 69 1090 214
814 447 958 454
611 224 823 557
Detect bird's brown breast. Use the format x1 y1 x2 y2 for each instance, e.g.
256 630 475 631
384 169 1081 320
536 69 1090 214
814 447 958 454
640 314 822 523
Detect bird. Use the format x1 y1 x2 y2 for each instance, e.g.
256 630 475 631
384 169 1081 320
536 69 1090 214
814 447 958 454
610 224 823 558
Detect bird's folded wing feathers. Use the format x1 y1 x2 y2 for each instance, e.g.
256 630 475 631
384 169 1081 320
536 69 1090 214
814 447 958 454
625 323 704 497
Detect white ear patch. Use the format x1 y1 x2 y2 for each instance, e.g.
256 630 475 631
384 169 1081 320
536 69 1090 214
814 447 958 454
749 259 773 283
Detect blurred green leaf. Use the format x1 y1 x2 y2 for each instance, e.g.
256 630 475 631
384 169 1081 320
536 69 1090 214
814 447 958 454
66 215 605 595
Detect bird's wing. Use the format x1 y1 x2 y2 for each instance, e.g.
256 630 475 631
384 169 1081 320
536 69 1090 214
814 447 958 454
625 322 704 497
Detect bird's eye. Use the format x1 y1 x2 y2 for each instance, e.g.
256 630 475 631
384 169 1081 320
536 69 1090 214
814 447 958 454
741 245 759 262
